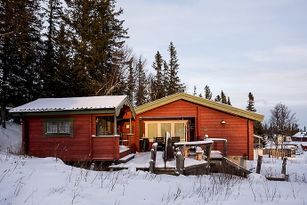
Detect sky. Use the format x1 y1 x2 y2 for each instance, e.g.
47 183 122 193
117 0 307 128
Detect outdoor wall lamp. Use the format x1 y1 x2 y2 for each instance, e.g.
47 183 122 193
220 120 226 125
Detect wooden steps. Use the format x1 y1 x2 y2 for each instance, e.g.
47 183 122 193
210 157 251 177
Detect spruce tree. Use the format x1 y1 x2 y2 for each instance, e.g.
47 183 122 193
148 74 155 102
41 0 63 97
204 85 212 100
126 57 135 104
221 90 227 104
0 0 42 127
246 92 264 135
246 92 256 112
193 86 197 96
215 95 221 102
162 60 169 95
151 51 164 100
54 23 73 97
227 97 231 105
135 57 148 106
167 42 185 95
65 0 128 96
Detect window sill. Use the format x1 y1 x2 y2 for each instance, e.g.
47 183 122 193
45 133 73 137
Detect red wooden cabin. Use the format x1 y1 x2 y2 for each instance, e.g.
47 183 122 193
133 93 263 160
10 96 135 161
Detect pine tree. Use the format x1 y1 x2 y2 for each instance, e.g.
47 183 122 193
204 85 212 100
135 57 148 106
246 92 256 112
151 51 164 100
167 42 185 95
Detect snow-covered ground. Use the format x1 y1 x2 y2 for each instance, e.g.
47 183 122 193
1 123 307 205
0 122 21 154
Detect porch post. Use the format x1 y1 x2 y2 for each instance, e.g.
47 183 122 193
114 115 117 135
129 117 132 133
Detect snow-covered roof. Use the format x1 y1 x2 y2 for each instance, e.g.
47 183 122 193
292 132 307 138
10 95 135 117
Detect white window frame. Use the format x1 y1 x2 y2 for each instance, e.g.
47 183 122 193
45 119 73 136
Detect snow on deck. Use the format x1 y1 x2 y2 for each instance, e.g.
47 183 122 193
174 139 213 146
10 95 127 113
119 145 130 153
210 150 223 159
111 151 208 169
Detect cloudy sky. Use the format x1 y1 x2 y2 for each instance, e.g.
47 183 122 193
117 0 307 127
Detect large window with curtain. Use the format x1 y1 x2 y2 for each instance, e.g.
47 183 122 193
45 119 73 136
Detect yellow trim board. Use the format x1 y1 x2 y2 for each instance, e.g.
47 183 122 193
136 93 264 122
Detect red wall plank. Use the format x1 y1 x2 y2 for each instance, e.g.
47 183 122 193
26 114 120 161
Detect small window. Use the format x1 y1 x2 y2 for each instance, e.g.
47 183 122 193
96 116 114 136
45 119 73 136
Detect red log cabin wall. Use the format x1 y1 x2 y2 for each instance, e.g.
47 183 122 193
90 114 120 160
134 99 255 160
24 114 120 161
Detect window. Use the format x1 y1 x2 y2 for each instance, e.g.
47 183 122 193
45 119 73 135
161 123 171 137
96 116 114 136
148 123 158 138
175 123 185 141
144 120 187 142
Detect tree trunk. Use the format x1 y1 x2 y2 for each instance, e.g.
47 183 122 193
1 105 6 129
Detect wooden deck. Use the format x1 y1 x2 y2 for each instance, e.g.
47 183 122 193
109 151 210 175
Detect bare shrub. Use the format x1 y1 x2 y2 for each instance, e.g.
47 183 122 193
160 173 243 204
262 180 280 201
